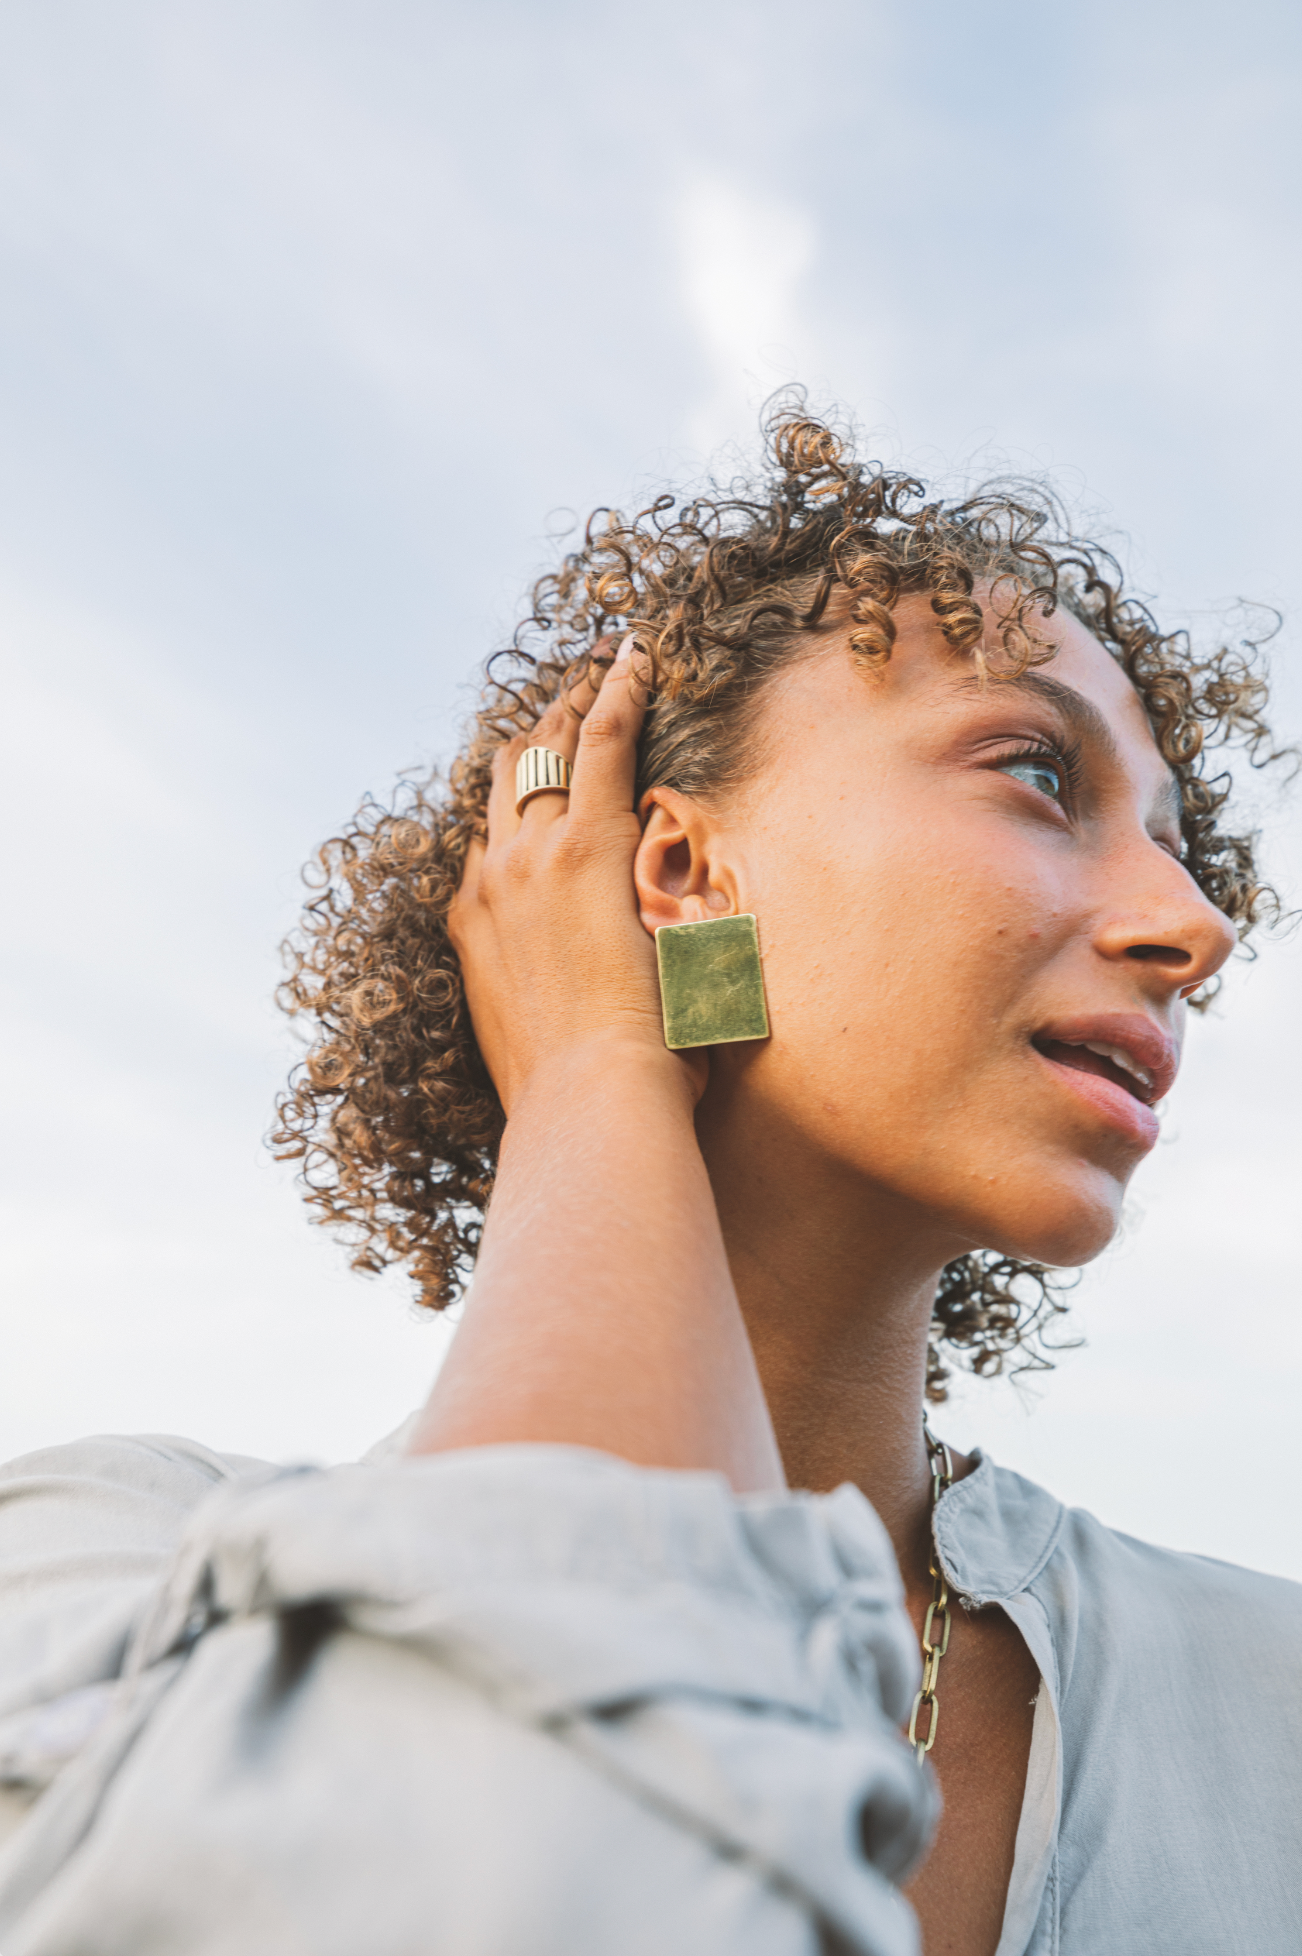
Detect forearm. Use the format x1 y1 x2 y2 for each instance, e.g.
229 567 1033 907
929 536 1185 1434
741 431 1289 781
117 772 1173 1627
408 1039 784 1492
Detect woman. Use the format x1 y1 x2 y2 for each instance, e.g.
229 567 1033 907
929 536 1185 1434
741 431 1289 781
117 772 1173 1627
0 408 1298 1955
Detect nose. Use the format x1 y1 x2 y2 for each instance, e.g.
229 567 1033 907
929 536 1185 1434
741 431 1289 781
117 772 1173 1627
1095 847 1238 1000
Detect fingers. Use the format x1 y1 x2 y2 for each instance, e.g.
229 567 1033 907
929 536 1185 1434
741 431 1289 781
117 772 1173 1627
528 668 598 767
566 635 648 827
486 737 527 844
483 654 598 842
548 651 609 752
483 635 644 847
514 641 623 826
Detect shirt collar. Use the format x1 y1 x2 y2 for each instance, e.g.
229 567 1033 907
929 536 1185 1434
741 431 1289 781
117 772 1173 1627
932 1451 1066 1604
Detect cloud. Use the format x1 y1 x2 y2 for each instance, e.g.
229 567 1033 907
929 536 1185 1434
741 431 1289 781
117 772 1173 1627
674 174 817 451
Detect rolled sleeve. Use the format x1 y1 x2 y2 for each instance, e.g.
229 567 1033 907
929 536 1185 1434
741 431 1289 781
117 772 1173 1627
0 1445 933 1956
0 1434 269 1721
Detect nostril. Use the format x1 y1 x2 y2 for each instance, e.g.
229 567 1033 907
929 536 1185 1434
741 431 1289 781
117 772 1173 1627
1125 944 1191 964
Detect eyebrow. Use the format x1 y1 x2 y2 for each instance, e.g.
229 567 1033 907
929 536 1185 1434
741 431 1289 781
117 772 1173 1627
956 669 1184 826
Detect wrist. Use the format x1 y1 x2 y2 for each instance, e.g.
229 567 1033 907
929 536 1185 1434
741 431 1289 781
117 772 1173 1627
505 1030 700 1127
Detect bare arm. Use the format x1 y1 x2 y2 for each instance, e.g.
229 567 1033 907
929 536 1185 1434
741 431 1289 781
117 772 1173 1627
408 640 783 1493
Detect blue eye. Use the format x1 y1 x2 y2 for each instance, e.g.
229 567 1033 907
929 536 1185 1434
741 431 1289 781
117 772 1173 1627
1000 758 1063 801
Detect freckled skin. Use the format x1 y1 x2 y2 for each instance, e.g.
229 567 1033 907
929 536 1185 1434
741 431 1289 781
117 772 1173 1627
426 596 1235 1956
632 596 1234 1953
653 596 1229 1281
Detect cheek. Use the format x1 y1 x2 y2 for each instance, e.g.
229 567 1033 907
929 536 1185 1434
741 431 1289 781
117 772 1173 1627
730 795 1132 1259
755 813 1067 1065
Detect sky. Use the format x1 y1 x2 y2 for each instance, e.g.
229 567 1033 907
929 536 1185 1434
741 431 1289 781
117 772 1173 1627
1 0 1299 1577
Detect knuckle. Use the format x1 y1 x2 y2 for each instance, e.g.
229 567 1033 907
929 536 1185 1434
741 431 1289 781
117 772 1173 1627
473 850 510 902
447 877 484 950
555 825 609 875
553 828 589 870
578 711 627 754
500 842 537 888
446 906 471 957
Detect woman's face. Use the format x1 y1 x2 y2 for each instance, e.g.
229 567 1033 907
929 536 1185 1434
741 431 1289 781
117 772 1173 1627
648 594 1237 1268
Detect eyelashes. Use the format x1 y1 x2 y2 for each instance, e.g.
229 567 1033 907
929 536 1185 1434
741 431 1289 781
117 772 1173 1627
985 737 1187 859
990 735 1085 807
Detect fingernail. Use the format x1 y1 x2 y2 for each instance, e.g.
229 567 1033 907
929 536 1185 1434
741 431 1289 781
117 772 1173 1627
613 632 636 668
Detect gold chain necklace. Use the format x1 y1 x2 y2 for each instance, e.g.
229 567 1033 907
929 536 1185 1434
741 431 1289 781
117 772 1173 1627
907 1421 954 1764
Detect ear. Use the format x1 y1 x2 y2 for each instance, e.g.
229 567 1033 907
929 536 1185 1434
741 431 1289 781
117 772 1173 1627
634 791 737 935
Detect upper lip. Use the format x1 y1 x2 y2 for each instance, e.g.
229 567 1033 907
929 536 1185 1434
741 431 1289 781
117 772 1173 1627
1030 1013 1180 1106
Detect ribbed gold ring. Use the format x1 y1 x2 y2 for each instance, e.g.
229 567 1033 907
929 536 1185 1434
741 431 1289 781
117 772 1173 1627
514 745 574 815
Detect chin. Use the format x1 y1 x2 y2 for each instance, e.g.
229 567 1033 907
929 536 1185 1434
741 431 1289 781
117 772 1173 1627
970 1168 1125 1270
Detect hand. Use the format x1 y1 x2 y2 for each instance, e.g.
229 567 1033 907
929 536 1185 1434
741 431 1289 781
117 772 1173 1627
423 636 783 1492
450 637 701 1116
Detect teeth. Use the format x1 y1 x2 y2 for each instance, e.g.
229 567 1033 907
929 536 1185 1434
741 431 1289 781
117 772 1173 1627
1082 1040 1154 1091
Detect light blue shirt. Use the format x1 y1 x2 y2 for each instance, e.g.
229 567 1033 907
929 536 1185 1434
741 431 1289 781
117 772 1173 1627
0 1431 1297 1953
932 1453 1302 1950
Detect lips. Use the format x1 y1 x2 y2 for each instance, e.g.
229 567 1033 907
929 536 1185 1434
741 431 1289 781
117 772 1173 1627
1035 1039 1155 1102
1030 1013 1180 1148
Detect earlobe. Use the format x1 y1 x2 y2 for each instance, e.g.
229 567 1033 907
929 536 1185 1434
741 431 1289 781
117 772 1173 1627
656 912 770 1049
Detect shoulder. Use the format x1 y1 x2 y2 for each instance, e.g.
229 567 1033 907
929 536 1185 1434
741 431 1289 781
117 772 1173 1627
954 1452 1302 1627
0 1432 275 1560
0 1428 276 1492
0 1434 276 1719
1027 1480 1302 1736
940 1453 1302 1685
1011 1476 1302 1927
1052 1494 1302 1631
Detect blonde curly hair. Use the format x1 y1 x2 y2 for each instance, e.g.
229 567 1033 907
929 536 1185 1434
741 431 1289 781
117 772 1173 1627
273 402 1288 1400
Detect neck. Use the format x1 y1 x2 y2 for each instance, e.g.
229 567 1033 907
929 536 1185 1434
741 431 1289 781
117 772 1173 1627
697 1079 973 1586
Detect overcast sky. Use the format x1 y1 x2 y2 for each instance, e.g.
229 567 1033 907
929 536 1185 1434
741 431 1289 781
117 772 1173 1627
2 0 1299 1577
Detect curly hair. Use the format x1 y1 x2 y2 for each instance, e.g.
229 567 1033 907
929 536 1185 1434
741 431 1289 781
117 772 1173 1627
272 400 1289 1401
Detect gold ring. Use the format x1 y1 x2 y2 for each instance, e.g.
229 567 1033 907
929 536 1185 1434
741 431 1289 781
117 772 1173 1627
515 746 574 814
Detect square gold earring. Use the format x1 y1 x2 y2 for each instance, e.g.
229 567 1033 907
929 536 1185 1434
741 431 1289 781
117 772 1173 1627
654 914 771 1050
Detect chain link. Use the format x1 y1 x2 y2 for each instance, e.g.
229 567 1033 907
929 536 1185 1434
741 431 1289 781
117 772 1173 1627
907 1421 954 1764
